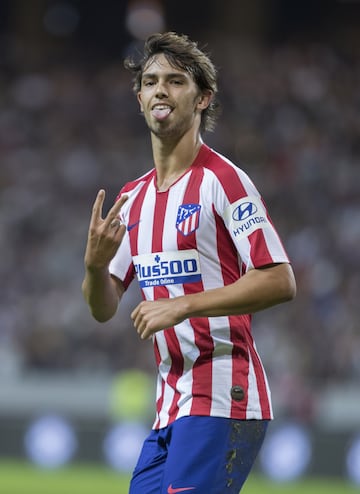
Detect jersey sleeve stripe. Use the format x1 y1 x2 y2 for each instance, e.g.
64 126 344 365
248 229 275 267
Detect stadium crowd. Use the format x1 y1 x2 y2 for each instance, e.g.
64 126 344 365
1 33 359 420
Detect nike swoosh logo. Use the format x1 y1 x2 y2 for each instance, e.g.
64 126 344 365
127 220 141 232
167 485 195 494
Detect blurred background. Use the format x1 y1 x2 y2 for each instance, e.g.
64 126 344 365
0 0 360 486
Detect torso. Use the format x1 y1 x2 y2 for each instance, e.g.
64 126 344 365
110 144 289 428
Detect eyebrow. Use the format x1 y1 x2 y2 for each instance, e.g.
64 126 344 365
141 72 189 80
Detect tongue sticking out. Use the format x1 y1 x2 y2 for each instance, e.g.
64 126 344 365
152 107 172 120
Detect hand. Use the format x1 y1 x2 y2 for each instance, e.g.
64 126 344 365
131 298 186 340
84 189 128 271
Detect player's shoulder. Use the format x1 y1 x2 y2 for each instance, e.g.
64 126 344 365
203 145 253 185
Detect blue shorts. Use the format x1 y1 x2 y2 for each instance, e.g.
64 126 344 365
129 416 268 494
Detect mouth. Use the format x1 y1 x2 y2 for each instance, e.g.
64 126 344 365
151 104 173 121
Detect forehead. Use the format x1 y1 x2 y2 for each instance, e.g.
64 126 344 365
142 53 189 77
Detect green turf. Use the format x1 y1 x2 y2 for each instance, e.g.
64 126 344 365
0 460 358 494
243 475 360 494
0 461 128 494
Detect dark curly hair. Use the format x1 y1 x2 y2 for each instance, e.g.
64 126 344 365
124 32 220 132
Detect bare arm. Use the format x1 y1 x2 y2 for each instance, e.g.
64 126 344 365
82 189 128 322
185 262 296 317
131 262 296 339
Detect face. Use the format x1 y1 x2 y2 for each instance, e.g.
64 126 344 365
137 53 211 139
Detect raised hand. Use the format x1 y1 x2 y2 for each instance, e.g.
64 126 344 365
84 189 128 271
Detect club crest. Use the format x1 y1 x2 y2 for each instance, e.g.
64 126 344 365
176 204 201 236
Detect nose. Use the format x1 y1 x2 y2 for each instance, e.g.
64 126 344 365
155 80 168 99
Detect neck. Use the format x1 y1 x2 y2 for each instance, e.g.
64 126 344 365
151 130 203 192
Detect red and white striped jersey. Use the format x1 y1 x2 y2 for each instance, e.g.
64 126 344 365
109 144 290 429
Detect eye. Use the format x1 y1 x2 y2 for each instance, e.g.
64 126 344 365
171 79 184 85
141 75 156 87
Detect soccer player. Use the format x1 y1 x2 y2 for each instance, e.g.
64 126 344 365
82 32 296 494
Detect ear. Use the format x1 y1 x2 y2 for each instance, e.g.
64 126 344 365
197 89 213 111
137 92 144 113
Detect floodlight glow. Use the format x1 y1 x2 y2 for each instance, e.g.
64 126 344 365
103 422 148 472
346 435 360 485
259 422 312 482
126 1 164 40
24 415 77 468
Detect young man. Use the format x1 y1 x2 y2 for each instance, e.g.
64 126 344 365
82 32 296 494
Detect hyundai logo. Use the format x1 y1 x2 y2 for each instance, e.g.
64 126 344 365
232 201 258 221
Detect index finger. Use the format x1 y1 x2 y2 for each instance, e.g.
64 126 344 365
106 193 129 224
